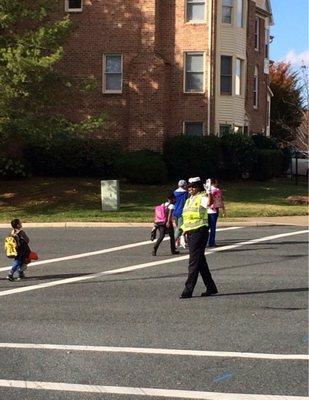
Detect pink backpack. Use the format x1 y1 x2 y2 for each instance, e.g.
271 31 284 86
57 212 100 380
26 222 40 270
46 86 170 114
154 204 167 223
212 188 223 209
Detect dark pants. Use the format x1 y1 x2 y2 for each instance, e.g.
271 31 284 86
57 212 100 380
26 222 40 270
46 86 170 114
183 226 216 294
208 212 218 246
154 225 176 254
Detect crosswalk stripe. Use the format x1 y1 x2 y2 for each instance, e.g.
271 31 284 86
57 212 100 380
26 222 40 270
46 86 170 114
0 379 307 399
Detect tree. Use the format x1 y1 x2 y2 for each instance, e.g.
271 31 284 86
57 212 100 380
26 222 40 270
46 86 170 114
0 0 106 152
270 62 304 145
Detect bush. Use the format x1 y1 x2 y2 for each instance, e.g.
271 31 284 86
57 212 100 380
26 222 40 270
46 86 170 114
117 150 167 184
163 135 222 180
220 133 257 179
252 149 284 180
24 134 122 178
252 134 278 150
0 156 29 179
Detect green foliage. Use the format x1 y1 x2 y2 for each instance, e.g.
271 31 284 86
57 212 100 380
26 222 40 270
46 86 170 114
270 62 304 145
0 0 106 146
117 150 168 184
24 134 121 178
252 134 278 150
220 133 257 179
163 135 222 179
0 156 29 179
252 149 284 180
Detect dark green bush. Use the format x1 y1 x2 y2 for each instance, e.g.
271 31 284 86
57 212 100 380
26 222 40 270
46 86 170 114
0 156 30 179
252 134 278 150
163 135 223 179
252 149 284 180
117 150 167 184
24 134 122 178
220 133 257 179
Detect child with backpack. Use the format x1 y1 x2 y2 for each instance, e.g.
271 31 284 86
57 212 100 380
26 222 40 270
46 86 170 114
206 178 226 247
6 219 31 281
152 192 179 256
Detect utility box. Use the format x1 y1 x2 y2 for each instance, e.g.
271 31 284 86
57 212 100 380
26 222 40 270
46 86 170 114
101 180 119 211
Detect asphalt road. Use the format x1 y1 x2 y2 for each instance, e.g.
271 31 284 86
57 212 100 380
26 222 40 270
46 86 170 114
0 225 308 400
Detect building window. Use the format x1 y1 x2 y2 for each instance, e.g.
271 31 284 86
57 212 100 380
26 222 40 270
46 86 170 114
254 17 260 50
219 124 232 136
220 56 232 95
222 0 233 24
253 66 259 108
185 52 204 93
103 54 123 93
186 0 206 22
65 0 83 12
235 58 243 96
234 125 243 133
236 0 243 27
184 122 204 136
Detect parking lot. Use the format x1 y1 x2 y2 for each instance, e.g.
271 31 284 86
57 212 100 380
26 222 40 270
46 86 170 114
0 225 308 399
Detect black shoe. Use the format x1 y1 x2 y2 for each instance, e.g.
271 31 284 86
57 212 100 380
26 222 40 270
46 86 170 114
180 292 192 299
18 272 26 279
7 274 15 282
201 287 218 297
171 250 179 255
152 249 157 256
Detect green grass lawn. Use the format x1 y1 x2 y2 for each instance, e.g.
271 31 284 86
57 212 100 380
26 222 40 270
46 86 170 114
0 177 307 222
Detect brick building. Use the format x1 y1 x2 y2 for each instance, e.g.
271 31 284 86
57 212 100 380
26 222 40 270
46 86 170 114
56 0 273 150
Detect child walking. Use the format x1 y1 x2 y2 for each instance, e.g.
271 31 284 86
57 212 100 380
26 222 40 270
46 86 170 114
7 219 31 281
152 192 179 256
207 178 226 247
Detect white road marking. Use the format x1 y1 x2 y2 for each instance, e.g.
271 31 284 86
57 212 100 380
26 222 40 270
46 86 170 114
0 226 242 272
0 230 307 298
0 379 307 399
0 342 307 360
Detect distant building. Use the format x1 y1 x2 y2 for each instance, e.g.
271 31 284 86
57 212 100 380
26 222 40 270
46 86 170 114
55 0 274 150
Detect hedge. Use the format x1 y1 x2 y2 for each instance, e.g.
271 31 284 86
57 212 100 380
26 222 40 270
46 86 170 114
252 149 284 180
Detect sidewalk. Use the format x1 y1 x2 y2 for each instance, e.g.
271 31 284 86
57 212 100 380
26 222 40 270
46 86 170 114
0 216 307 228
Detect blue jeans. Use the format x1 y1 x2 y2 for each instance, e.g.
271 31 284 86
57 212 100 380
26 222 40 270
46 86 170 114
10 259 23 276
173 216 183 240
208 213 218 247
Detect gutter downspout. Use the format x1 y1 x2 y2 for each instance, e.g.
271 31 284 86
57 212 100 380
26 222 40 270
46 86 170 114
207 0 212 135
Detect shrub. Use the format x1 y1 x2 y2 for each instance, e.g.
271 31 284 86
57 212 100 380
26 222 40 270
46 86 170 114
252 134 278 149
0 156 29 179
220 133 257 179
163 135 222 180
252 149 284 180
117 150 167 184
24 134 122 178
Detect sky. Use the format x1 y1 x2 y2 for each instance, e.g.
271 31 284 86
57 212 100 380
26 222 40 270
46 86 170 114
270 0 309 68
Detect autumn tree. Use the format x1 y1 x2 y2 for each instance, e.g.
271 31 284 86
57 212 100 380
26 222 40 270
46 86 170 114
0 0 106 149
270 62 304 145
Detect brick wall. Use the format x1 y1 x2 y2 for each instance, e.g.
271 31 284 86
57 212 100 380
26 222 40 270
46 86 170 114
246 0 269 134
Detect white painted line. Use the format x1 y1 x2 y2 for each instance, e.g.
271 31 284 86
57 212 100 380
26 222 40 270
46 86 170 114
0 342 307 360
0 230 307 298
0 379 306 399
0 226 242 273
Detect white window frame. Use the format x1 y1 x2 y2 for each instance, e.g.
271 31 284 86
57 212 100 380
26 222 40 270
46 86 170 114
186 0 206 23
102 54 123 94
222 0 233 24
235 58 243 96
253 66 259 109
183 121 205 136
184 52 205 93
254 17 260 51
65 0 83 12
236 0 243 27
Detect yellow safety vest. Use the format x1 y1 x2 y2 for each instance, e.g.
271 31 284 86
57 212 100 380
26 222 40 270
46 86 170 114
181 193 208 233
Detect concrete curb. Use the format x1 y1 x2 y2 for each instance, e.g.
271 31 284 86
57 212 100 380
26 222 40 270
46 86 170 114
0 217 307 229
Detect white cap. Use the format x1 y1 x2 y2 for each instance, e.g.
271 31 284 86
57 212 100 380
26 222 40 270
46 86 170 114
178 179 187 187
188 177 201 183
